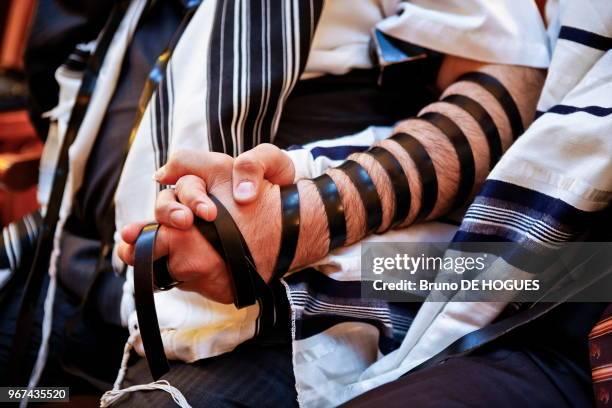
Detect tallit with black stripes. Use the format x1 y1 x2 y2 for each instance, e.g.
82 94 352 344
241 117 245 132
114 0 324 378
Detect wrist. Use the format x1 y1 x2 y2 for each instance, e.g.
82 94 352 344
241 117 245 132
249 184 282 282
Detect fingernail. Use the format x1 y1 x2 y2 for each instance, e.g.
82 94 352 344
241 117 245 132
154 167 166 181
170 209 187 226
196 203 208 219
235 181 255 200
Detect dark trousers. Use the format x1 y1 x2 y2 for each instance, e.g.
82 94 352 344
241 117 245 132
0 272 128 391
345 344 592 408
109 304 602 408
0 279 601 408
0 272 298 406
0 224 603 407
116 343 297 407
344 302 605 408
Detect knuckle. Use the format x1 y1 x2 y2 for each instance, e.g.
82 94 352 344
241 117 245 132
175 175 188 188
176 189 194 206
154 207 165 222
174 178 185 197
234 154 259 173
156 189 174 206
182 174 202 185
212 254 225 272
155 206 170 221
207 153 233 182
176 178 205 206
215 153 234 169
258 143 278 155
168 149 187 165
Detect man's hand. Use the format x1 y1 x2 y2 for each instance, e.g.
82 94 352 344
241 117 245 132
117 57 545 304
119 218 235 303
228 143 295 202
117 147 293 302
148 144 295 230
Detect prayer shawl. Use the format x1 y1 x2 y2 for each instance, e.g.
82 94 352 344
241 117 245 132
35 0 611 406
283 0 612 405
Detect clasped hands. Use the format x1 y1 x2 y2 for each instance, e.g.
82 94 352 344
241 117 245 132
117 144 295 304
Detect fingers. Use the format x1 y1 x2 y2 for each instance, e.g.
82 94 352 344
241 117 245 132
117 240 135 265
117 221 150 265
118 223 219 268
120 221 150 245
154 150 233 186
232 143 295 203
118 223 173 264
174 175 217 221
116 223 234 303
155 188 194 229
153 145 294 208
117 223 172 266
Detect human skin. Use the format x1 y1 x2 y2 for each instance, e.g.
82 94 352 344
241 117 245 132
118 55 545 303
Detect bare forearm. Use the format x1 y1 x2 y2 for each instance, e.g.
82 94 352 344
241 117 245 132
290 62 545 269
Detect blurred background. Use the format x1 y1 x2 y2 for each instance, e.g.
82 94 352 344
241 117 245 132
0 0 40 227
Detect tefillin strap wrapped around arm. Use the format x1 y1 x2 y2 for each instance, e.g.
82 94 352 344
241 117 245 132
365 146 411 229
336 160 384 235
418 111 475 210
389 132 438 221
312 173 347 251
456 71 524 140
272 185 301 280
441 94 503 170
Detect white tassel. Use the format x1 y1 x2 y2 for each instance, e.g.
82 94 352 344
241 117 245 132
100 380 192 408
100 334 191 408
113 334 136 390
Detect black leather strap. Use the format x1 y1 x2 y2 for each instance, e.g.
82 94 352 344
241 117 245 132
209 195 258 309
442 94 503 170
337 160 383 234
145 195 259 308
134 224 171 380
390 132 438 221
367 146 411 228
222 212 276 334
8 1 131 385
133 196 277 379
153 256 180 290
312 174 346 251
457 71 524 139
419 111 475 210
273 185 300 279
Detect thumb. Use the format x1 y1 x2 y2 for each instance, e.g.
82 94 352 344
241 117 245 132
232 143 295 204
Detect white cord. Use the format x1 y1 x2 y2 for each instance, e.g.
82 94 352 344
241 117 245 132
114 334 136 390
100 380 192 408
99 334 191 408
